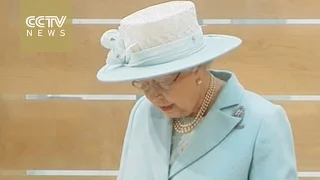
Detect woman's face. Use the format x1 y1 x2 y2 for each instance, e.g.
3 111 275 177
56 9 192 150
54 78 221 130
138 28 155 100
132 68 206 119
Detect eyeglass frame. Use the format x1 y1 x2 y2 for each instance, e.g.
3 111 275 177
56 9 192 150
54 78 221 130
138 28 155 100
132 72 181 92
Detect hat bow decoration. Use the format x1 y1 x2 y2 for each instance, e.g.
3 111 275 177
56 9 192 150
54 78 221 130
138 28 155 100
100 29 134 70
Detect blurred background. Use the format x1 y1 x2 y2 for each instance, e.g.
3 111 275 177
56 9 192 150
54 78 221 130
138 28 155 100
1 0 319 179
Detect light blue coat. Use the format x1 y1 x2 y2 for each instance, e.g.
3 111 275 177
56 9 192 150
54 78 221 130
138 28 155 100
117 70 298 180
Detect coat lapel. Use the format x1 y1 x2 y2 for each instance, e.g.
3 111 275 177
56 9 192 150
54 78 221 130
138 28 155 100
169 70 246 178
147 105 173 180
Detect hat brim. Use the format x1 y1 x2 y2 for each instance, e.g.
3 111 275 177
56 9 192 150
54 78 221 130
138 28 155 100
96 34 242 83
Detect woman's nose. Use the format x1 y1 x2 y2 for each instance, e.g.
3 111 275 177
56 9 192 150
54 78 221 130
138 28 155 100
147 87 164 100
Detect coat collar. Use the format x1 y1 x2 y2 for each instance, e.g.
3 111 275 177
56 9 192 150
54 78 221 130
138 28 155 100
147 70 246 179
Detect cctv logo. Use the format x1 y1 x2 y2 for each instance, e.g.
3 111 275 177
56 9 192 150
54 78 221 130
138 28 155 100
25 16 67 37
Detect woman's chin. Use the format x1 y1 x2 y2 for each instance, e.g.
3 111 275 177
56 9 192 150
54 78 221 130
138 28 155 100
162 110 183 119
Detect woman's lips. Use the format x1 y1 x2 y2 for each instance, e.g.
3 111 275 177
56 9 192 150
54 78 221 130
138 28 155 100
160 104 174 111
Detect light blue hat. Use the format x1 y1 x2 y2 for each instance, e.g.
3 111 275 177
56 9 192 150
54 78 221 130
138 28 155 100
97 1 242 83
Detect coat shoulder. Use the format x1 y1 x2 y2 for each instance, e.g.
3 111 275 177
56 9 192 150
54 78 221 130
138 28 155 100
131 96 153 116
128 96 157 126
240 90 291 138
241 90 285 119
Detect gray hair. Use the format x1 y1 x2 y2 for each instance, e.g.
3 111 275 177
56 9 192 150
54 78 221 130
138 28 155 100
177 60 213 75
191 61 213 72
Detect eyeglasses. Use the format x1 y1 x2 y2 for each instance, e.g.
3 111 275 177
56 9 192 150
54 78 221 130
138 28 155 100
132 72 181 91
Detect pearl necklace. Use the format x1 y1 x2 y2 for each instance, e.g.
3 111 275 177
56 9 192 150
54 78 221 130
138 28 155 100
173 75 216 134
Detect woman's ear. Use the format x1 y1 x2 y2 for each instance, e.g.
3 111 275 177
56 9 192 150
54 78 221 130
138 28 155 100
191 65 201 73
190 64 208 80
195 65 207 76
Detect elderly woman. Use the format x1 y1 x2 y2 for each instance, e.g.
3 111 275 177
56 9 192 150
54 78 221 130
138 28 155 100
96 1 298 180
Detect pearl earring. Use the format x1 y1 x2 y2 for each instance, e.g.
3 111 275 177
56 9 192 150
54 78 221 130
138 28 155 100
196 78 202 85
